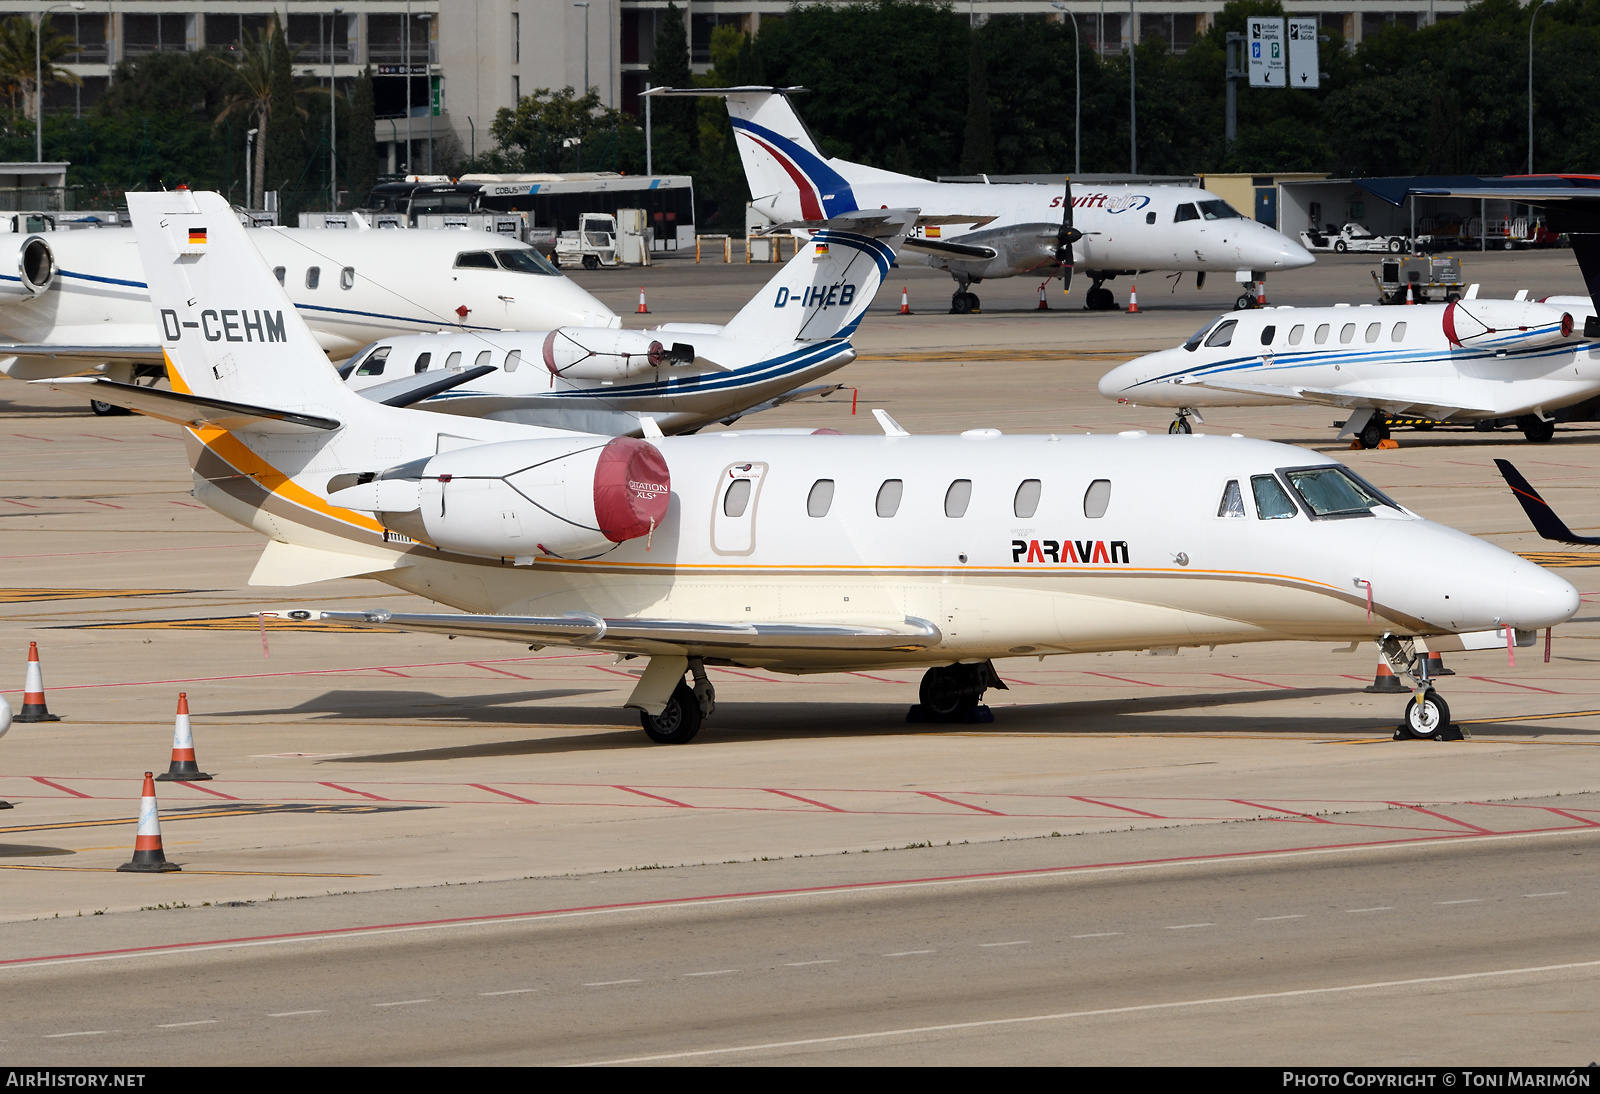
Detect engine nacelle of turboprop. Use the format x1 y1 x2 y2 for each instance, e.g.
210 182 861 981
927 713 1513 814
1444 299 1574 349
0 235 54 299
541 327 694 381
332 436 670 560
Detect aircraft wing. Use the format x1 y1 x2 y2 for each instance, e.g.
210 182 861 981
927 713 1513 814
916 214 999 229
355 364 498 408
0 343 165 361
1493 458 1600 546
899 237 1000 261
759 208 920 239
1175 377 1496 420
42 377 341 432
274 609 942 653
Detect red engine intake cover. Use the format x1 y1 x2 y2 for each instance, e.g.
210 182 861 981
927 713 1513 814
593 437 671 543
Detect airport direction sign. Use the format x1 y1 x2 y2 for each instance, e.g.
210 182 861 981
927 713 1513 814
1288 18 1320 89
1247 17 1287 88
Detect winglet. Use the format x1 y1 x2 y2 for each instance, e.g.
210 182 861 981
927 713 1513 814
1493 458 1600 546
872 408 909 436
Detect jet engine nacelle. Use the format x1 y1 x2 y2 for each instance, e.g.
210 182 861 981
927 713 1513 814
330 436 671 560
0 235 54 299
1444 299 1574 349
541 327 694 380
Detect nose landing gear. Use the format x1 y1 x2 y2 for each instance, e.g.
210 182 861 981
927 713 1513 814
907 661 1008 723
1376 637 1466 741
1167 408 1204 434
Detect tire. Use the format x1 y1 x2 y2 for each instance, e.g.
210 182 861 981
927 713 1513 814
639 681 704 744
950 292 970 315
965 293 980 313
1168 418 1192 435
1388 238 1404 253
1519 414 1556 443
1403 691 1451 740
581 254 600 271
919 665 982 717
90 400 130 417
1236 294 1254 311
1334 240 1349 253
1359 419 1386 450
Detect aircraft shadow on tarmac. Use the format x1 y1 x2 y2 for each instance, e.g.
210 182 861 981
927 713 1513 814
0 396 103 419
0 844 77 858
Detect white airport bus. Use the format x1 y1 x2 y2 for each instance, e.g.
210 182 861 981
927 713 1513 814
461 173 696 251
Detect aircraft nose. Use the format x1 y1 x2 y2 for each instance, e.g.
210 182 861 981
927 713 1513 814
1098 357 1145 400
1500 557 1581 631
1269 230 1315 270
1370 521 1579 633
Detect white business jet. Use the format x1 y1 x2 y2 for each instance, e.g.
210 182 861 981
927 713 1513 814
648 87 1313 314
0 219 614 412
340 210 912 436
47 191 1576 744
1098 294 1598 447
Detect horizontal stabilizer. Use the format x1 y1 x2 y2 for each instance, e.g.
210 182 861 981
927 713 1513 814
355 364 498 408
42 376 340 432
761 208 920 240
272 609 942 653
249 540 407 587
900 237 999 261
0 343 164 361
1493 458 1600 546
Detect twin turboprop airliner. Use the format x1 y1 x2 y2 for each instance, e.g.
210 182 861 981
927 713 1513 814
649 87 1314 314
339 210 911 436
1098 296 1598 447
0 221 614 412
46 190 1577 744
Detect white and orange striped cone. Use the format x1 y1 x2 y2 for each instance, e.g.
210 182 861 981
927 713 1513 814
1363 653 1408 693
155 693 211 782
16 642 59 723
1405 283 1417 305
1256 281 1267 307
898 287 912 315
635 288 649 314
0 692 11 809
117 772 181 873
1126 282 1140 314
1037 284 1050 310
1423 650 1454 677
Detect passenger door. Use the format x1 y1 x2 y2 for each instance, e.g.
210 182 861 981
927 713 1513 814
711 462 768 555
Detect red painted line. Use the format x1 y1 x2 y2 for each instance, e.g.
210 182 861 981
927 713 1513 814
82 435 124 443
1474 801 1600 828
468 662 532 680
1466 676 1560 694
917 791 1006 816
613 785 693 808
1213 673 1297 691
1385 802 1492 834
174 781 240 800
168 501 204 509
13 434 53 442
319 782 388 801
1083 671 1164 687
31 776 93 799
763 788 846 813
848 671 903 683
374 668 410 678
14 821 1599 970
470 783 540 805
1068 795 1168 819
84 501 124 509
3 499 39 508
1231 799 1332 824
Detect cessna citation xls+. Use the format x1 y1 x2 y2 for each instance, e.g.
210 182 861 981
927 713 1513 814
50 191 1577 744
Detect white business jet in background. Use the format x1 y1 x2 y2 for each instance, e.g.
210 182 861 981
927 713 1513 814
340 210 912 436
47 190 1576 744
1098 294 1599 447
649 87 1314 314
0 217 614 412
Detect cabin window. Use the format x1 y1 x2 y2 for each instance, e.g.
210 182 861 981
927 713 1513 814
354 346 390 377
1283 466 1402 519
944 479 972 518
272 265 285 285
1083 479 1111 519
305 266 321 289
1217 479 1247 518
340 267 355 290
807 479 834 517
1314 323 1330 344
1260 325 1276 346
723 478 752 518
445 351 462 369
1365 322 1381 343
1145 211 1157 225
1339 323 1356 344
495 249 561 275
1251 474 1298 520
1014 478 1041 518
1203 319 1237 348
1174 203 1200 223
504 349 522 373
1391 322 1407 342
454 251 497 269
1288 324 1304 345
875 479 903 518
413 352 432 374
475 350 491 367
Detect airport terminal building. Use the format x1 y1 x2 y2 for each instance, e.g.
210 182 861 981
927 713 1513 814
12 0 1466 176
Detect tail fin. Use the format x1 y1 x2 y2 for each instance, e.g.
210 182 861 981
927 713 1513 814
127 190 360 417
1493 458 1600 546
721 212 911 344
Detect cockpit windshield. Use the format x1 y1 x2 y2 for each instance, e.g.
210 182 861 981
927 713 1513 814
495 249 561 275
1197 200 1243 220
1282 466 1404 519
1183 319 1217 351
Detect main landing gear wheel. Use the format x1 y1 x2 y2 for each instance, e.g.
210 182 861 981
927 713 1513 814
1168 416 1193 435
919 664 986 717
640 681 703 744
1085 287 1116 311
1358 418 1390 450
950 291 980 314
89 400 131 417
1518 414 1556 443
1235 293 1256 310
1402 690 1451 740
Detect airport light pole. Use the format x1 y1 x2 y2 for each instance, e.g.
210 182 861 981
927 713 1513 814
575 2 591 93
1050 3 1081 175
36 2 84 165
404 1 411 176
330 7 342 211
1528 0 1555 174
1128 0 1136 175
419 12 433 173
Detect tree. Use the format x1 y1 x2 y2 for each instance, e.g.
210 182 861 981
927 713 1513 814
213 27 277 206
265 18 304 199
487 86 625 172
347 66 377 202
959 34 994 173
646 2 696 147
0 14 79 121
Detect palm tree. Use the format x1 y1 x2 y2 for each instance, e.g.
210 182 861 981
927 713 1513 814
0 15 81 122
213 25 276 208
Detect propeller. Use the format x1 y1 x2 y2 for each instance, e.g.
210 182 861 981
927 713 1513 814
1056 177 1083 291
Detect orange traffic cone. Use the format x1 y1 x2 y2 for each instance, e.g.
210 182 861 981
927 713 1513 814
898 287 912 315
1256 281 1267 307
16 642 59 722
1037 284 1050 311
117 772 181 873
1423 650 1454 677
1363 653 1407 693
155 693 211 782
1405 283 1417 305
636 288 649 314
1126 282 1140 314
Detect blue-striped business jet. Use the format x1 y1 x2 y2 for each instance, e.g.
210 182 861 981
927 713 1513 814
1098 294 1598 448
339 211 910 437
0 220 614 412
